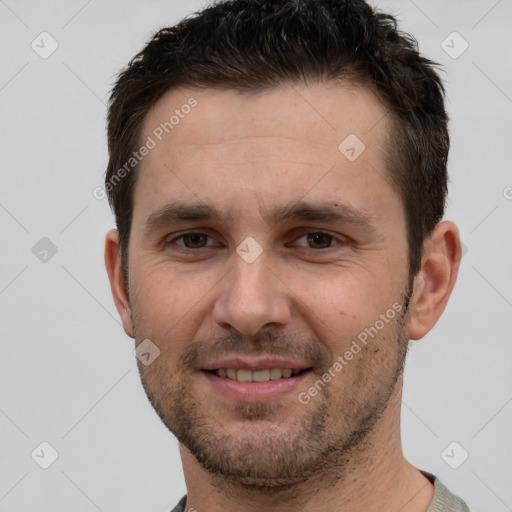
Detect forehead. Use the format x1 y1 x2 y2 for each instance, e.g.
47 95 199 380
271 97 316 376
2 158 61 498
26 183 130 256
132 81 396 228
142 80 388 150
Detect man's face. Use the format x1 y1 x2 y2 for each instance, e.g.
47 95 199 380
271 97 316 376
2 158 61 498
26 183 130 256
125 82 411 486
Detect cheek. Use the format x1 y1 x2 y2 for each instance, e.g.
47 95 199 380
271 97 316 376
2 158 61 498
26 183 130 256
130 267 180 326
286 267 405 360
133 259 203 309
291 269 394 323
130 263 218 352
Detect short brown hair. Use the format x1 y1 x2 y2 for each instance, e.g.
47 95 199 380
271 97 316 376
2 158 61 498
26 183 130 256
106 0 449 285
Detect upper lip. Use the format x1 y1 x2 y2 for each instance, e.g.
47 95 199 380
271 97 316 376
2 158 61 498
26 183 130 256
201 356 311 372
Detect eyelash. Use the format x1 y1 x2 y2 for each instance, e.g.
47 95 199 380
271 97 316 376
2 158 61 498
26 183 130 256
166 231 346 250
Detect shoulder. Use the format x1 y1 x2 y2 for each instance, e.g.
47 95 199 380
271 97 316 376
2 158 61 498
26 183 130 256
422 471 470 512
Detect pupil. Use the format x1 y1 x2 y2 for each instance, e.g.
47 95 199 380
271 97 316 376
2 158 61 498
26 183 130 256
308 233 330 249
186 234 206 248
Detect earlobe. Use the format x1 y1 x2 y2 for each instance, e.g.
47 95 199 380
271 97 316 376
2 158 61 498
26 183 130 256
408 221 461 340
104 229 135 338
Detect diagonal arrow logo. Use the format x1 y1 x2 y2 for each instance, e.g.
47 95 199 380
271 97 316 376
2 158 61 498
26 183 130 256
31 31 59 59
32 237 58 263
31 441 59 469
440 31 468 59
338 134 365 161
135 339 160 366
441 441 469 469
236 236 263 263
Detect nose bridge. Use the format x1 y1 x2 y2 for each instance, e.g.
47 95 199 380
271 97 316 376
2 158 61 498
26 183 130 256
213 246 290 336
231 250 270 299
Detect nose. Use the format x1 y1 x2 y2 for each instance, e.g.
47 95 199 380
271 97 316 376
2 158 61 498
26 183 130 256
213 248 291 336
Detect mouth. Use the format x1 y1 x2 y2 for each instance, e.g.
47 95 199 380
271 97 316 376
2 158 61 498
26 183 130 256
200 363 314 403
204 367 312 382
199 355 315 402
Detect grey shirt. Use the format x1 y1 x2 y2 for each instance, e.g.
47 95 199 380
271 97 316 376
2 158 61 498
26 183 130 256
423 472 470 512
170 472 470 511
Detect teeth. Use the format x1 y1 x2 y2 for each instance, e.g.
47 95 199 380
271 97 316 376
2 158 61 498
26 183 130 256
253 369 270 382
237 369 252 382
214 368 301 382
269 368 282 380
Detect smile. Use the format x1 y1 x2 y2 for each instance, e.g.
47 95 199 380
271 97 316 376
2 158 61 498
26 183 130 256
201 367 313 402
206 368 311 382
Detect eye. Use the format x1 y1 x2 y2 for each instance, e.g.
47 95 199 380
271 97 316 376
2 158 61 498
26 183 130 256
166 231 345 251
293 232 342 249
169 232 217 249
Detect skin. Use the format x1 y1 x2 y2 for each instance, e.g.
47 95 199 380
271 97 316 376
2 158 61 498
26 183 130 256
105 82 461 512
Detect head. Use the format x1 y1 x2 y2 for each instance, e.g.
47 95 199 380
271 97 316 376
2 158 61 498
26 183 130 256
104 0 460 490
106 0 450 286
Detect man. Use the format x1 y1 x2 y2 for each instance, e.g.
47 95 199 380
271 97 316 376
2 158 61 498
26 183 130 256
104 0 469 510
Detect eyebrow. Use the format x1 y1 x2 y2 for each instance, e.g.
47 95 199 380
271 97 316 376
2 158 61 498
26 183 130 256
143 200 376 237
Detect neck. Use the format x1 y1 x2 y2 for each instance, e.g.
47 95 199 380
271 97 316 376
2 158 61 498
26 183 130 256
179 376 433 512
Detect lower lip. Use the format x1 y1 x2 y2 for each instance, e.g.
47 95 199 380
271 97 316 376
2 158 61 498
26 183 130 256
201 370 311 402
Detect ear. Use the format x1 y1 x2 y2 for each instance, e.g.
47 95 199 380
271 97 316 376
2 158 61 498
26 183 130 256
104 229 134 338
408 221 461 340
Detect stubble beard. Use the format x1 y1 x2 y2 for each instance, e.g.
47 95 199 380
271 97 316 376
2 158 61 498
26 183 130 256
134 295 410 493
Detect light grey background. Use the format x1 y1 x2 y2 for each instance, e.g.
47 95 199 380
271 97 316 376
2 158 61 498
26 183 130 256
0 1 511 511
